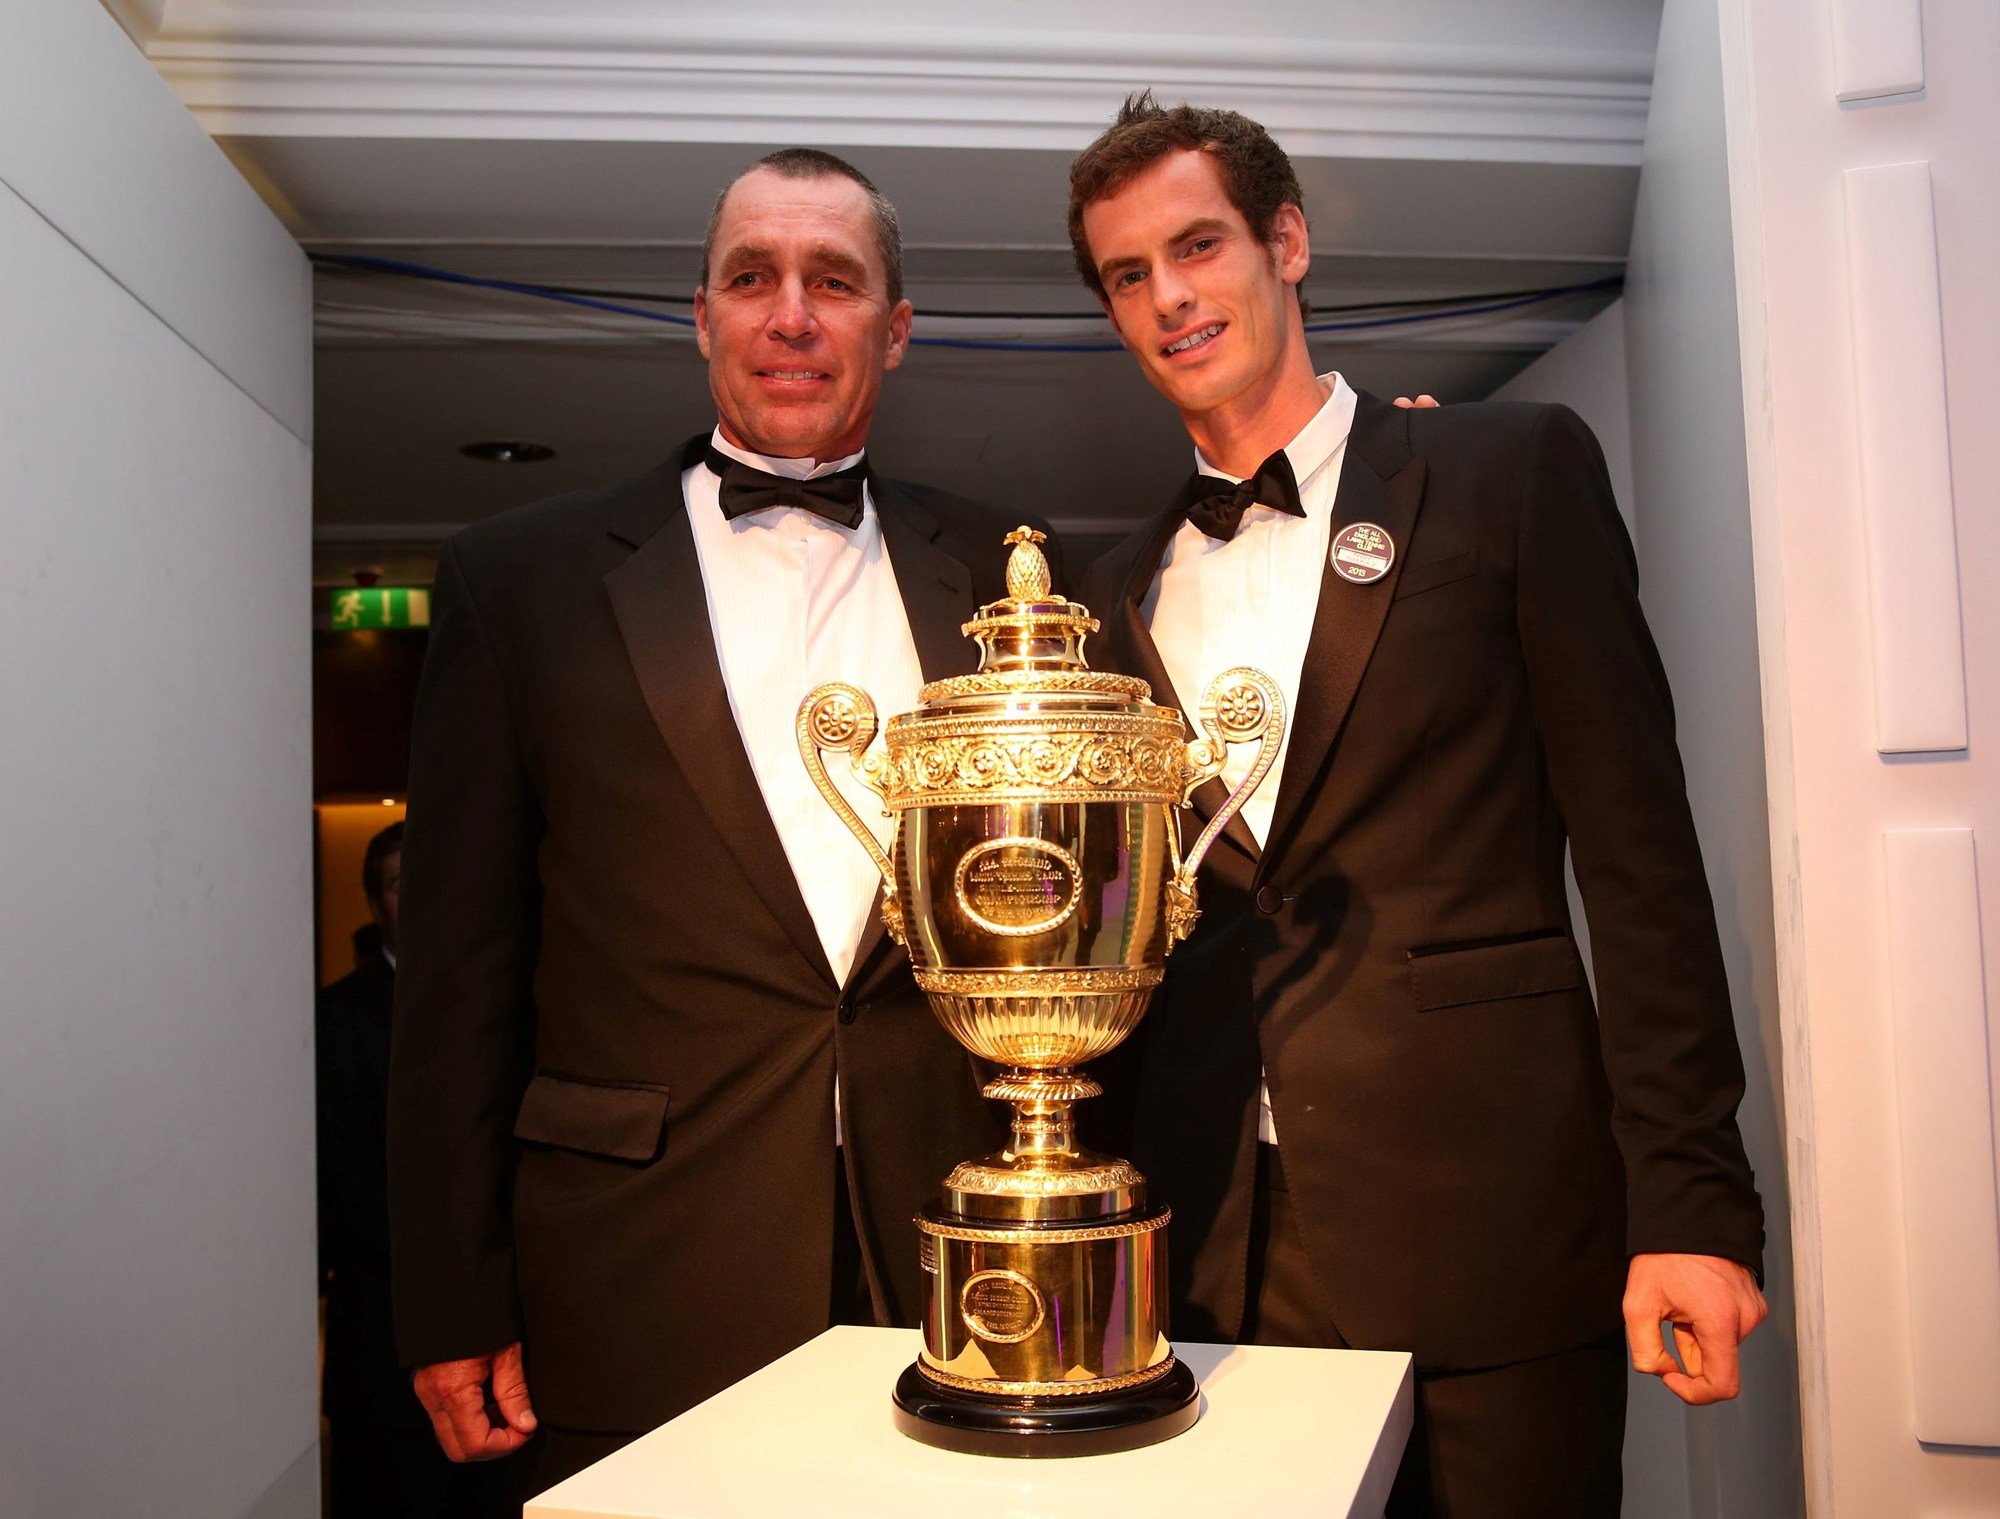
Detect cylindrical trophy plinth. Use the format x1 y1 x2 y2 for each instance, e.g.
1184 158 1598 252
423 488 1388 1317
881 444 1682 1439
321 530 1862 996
894 1202 1197 1455
917 1213 1170 1390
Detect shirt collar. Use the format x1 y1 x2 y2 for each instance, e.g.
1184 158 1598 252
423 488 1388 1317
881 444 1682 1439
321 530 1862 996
1192 371 1357 496
708 427 867 482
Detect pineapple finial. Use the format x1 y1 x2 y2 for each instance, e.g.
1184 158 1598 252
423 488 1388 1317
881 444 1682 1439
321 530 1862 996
1003 525 1051 601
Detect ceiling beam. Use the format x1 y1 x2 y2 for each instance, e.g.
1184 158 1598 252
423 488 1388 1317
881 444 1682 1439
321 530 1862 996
145 7 1650 165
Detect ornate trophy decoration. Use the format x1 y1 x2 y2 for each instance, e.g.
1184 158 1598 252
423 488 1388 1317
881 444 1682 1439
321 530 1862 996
798 527 1283 1456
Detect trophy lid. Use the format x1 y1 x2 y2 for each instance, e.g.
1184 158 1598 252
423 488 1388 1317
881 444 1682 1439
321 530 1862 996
960 527 1099 674
910 527 1157 709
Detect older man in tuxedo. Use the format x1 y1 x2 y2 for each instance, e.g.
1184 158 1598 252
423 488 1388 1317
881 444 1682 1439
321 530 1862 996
1072 98 1767 1517
388 148 1048 1491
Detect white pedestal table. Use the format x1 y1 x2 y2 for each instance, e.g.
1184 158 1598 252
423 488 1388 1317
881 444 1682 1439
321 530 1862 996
528 1325 1413 1519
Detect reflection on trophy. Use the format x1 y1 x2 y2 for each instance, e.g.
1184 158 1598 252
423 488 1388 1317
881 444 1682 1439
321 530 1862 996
798 527 1283 1456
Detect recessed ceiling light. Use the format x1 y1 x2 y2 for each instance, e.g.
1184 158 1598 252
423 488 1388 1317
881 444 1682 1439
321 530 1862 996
461 441 556 463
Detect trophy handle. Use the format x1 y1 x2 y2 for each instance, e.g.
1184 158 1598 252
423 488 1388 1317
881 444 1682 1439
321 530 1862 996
1166 668 1286 945
796 682 907 946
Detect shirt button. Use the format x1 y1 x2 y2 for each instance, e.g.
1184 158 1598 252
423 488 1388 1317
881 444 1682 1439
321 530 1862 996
1255 886 1284 916
837 998 859 1025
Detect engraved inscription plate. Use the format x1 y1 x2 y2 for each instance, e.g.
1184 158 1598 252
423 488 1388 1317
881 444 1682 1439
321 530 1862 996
954 837 1082 937
959 1269 1046 1344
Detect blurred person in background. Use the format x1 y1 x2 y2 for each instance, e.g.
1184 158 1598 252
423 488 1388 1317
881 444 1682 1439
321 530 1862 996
317 821 521 1517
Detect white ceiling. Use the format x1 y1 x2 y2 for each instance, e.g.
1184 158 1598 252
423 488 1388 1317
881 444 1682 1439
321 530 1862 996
119 0 1662 571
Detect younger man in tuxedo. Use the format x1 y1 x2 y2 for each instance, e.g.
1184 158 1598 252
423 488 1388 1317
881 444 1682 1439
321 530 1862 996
1071 96 1766 1516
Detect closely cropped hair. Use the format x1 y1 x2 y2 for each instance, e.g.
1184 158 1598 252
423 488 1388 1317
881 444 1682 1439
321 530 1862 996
362 821 404 902
700 147 905 305
1067 92 1309 315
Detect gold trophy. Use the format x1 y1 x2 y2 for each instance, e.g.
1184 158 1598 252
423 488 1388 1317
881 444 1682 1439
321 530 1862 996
797 527 1282 1456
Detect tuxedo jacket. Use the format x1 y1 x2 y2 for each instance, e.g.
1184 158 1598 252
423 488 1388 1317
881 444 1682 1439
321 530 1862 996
1082 392 1763 1372
388 435 1046 1434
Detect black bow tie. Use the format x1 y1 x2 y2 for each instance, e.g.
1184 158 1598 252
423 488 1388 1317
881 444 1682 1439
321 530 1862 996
704 444 870 529
1183 449 1304 542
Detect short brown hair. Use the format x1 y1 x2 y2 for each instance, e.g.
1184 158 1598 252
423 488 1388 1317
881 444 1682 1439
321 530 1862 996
362 821 403 902
700 147 905 305
1067 92 1308 315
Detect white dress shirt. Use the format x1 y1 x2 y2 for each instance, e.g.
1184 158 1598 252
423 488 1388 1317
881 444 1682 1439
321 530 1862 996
1141 372 1359 1145
684 429 925 1142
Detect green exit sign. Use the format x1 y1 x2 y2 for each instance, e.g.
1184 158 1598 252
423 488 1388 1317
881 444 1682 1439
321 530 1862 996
328 586 431 630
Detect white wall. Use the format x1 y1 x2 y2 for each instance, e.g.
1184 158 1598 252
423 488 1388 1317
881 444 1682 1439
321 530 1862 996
1622 6 1804 1514
0 3 316 1517
1713 0 2000 1511
1502 2 2000 1511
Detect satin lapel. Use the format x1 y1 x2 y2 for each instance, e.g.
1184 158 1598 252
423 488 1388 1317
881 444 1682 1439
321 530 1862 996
1113 503 1189 712
846 481 979 992
1117 493 1259 872
603 440 838 988
873 480 976 682
1262 395 1428 861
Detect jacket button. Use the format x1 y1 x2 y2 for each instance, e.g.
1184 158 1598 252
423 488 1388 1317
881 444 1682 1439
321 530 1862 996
837 998 858 1025
1255 885 1284 916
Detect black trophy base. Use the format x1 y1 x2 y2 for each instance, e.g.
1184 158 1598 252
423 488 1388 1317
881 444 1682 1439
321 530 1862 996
891 1359 1200 1458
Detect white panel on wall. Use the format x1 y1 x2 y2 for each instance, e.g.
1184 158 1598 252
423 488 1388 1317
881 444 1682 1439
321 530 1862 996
0 173 319 1519
0 3 316 1513
1829 0 1926 100
1842 161 1968 754
2 0 310 441
1883 828 2000 1448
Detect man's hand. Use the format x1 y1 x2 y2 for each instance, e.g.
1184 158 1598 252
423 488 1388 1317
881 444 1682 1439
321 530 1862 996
1624 1253 1768 1405
412 1342 538 1460
1392 394 1441 408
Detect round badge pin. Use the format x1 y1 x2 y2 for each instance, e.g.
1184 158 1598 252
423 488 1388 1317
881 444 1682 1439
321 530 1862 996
1330 521 1396 583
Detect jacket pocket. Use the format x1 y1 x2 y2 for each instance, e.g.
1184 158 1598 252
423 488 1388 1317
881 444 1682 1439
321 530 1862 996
1391 548 1481 602
513 1071 671 1162
1407 932 1583 1011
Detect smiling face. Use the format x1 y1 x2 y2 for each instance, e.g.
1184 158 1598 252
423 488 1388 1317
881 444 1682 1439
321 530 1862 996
694 168 913 461
1081 148 1312 429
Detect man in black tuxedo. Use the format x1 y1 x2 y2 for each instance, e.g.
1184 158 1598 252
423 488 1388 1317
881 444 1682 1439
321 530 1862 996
1070 98 1767 1515
388 148 1043 1491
